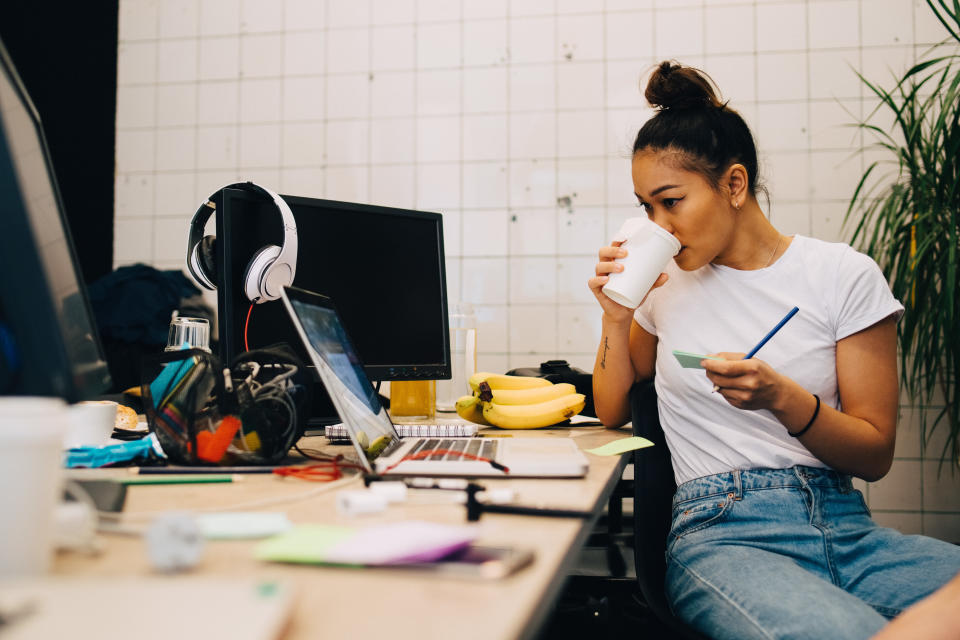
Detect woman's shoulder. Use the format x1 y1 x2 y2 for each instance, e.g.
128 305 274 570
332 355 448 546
790 235 877 272
791 234 851 256
792 236 900 325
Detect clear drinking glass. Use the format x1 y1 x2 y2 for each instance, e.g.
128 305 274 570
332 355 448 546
436 302 477 412
165 316 211 353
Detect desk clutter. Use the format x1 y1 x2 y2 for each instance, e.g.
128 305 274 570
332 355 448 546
58 472 539 574
141 343 311 467
2 409 631 637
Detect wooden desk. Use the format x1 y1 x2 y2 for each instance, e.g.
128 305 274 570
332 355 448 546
57 426 632 640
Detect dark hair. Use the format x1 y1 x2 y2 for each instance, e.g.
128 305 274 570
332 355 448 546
633 61 762 197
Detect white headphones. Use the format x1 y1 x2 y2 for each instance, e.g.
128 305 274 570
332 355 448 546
186 182 298 304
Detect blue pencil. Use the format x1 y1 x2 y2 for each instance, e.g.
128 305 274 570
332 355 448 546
743 306 799 360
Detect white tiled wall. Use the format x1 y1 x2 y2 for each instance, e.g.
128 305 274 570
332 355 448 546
114 0 960 541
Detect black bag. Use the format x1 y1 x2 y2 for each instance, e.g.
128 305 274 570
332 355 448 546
505 360 595 418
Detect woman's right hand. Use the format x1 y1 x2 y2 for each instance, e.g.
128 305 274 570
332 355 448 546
588 241 668 322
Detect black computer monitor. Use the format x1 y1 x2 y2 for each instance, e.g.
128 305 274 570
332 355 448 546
0 38 111 401
218 190 450 425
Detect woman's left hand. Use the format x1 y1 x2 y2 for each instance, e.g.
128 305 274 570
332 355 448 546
701 352 785 411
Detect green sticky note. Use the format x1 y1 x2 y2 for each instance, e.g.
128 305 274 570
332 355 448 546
585 436 654 456
255 525 356 565
672 350 723 369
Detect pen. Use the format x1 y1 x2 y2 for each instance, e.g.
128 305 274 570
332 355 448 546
137 466 278 474
121 475 235 485
743 306 800 360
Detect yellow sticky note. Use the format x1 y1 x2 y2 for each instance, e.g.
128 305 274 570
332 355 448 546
585 436 654 456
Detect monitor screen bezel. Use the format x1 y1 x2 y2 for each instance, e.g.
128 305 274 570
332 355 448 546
0 39 111 401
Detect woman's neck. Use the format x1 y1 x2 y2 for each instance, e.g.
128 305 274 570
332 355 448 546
712 201 786 270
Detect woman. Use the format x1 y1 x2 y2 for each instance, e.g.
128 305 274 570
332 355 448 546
589 60 960 640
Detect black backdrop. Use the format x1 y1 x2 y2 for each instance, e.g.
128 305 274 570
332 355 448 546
0 1 118 284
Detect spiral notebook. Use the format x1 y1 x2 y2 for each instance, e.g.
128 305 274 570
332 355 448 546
325 422 478 441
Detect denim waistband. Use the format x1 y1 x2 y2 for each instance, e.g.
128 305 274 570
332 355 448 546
673 466 854 503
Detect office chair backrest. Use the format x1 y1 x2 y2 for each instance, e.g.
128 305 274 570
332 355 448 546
630 380 709 639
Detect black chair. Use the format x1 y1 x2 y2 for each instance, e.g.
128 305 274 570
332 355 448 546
630 380 709 639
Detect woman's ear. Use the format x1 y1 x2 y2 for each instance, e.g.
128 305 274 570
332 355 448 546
726 163 748 209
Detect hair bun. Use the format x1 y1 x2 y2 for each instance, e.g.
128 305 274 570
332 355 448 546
644 61 723 111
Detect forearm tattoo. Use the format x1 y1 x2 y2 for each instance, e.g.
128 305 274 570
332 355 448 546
600 336 610 369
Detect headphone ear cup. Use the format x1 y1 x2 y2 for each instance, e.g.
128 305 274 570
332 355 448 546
188 235 217 290
198 235 219 287
243 244 281 302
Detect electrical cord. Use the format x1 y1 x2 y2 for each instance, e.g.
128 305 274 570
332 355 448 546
95 472 362 528
230 360 302 454
243 301 255 351
272 458 366 482
293 442 338 461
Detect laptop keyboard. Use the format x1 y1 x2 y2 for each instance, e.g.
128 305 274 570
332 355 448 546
409 437 497 462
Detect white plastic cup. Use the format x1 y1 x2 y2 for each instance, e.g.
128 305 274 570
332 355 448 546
0 397 68 577
63 400 118 448
601 217 681 308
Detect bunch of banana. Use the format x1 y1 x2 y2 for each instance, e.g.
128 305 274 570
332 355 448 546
455 372 585 429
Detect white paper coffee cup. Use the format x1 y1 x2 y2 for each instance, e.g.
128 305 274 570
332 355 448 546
601 217 681 308
64 400 118 448
0 397 68 577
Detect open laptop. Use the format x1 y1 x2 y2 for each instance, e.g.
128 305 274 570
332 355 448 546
279 286 589 478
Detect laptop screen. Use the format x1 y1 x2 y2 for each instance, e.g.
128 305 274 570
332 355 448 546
280 286 402 470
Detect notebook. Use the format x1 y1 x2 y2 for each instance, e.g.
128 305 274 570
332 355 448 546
279 286 589 478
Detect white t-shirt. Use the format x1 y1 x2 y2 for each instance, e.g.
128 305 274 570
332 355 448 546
634 235 904 486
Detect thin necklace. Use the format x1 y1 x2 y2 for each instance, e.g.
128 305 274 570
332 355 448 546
765 234 783 268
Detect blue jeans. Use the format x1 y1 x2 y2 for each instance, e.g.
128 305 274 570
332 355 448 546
665 466 960 640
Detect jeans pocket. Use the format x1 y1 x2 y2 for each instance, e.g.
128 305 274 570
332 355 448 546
669 493 735 542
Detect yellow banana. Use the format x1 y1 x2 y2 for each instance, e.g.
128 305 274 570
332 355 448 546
482 393 586 429
455 394 492 426
468 372 552 393
479 382 577 405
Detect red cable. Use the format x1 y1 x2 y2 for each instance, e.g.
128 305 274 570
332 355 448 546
273 458 365 482
381 449 509 475
244 301 255 351
273 450 508 481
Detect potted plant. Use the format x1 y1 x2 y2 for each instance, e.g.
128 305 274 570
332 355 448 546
845 0 960 469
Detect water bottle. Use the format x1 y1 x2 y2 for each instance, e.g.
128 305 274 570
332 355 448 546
436 302 477 412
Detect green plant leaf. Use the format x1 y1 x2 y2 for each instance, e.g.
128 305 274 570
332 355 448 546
847 6 960 473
